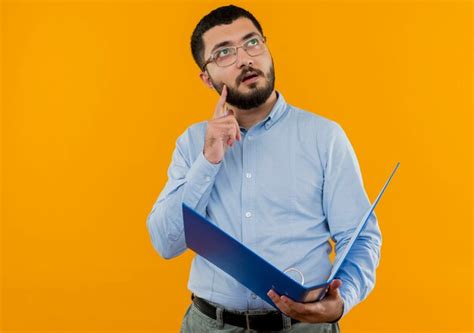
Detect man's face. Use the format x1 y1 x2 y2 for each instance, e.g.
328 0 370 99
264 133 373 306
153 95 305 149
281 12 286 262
201 17 275 110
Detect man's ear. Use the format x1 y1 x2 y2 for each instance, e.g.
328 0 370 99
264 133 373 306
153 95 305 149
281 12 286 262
199 71 214 89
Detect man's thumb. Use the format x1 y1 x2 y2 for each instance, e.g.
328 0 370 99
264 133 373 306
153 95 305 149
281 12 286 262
329 279 342 295
226 107 235 117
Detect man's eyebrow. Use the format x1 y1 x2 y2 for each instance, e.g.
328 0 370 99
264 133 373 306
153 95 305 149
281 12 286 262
209 32 260 55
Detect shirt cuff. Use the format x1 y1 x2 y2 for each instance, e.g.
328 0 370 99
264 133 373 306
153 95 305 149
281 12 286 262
182 151 222 208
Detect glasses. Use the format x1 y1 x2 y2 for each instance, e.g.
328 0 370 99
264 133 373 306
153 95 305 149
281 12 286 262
203 35 267 70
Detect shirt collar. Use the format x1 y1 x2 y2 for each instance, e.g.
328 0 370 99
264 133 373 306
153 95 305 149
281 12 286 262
262 90 287 130
238 90 288 133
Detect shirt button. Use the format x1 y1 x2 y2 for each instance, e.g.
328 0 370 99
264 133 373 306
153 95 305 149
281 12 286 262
245 212 252 218
248 136 253 141
246 173 252 178
251 293 257 299
205 176 211 182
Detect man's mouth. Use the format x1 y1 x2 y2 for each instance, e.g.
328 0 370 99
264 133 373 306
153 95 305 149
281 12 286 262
241 72 260 84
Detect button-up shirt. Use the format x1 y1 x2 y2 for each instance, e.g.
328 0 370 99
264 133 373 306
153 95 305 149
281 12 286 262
146 91 382 319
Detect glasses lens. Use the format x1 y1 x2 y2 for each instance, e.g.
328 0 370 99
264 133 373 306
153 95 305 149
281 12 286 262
247 45 265 56
215 48 236 67
246 37 266 56
216 55 236 67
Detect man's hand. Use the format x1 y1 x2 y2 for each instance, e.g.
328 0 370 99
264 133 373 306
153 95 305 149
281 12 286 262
267 279 344 323
203 85 241 164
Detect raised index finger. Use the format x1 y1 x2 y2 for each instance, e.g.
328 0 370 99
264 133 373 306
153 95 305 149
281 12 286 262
213 85 228 119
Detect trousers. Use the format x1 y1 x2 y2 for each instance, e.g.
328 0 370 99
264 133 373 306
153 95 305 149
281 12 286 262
179 301 341 333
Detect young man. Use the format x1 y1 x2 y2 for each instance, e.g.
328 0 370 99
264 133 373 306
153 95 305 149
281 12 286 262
146 5 382 332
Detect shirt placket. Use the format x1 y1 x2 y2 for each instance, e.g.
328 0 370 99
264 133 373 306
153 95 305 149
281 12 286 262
240 127 262 308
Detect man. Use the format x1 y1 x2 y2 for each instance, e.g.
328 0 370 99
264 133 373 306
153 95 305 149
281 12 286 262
146 5 382 333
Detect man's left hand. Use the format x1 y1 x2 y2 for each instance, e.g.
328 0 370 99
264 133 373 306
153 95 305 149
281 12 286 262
267 279 344 323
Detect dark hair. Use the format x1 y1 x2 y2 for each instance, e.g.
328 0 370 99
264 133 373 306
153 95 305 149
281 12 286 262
190 5 264 71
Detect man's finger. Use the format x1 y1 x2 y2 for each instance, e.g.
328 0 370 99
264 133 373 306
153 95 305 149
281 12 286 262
225 108 241 141
235 121 241 141
318 279 342 304
280 295 312 316
267 289 293 316
226 125 238 147
226 109 241 141
225 105 233 117
213 85 228 119
328 279 342 295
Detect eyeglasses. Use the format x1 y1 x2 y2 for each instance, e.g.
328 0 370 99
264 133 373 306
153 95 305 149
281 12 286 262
203 35 267 70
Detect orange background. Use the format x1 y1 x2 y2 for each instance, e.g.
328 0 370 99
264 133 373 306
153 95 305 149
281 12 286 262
1 1 472 332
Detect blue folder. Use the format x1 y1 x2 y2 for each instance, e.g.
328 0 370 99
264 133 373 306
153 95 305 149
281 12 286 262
183 162 400 308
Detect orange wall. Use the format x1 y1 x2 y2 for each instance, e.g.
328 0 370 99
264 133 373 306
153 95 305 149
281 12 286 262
1 1 472 332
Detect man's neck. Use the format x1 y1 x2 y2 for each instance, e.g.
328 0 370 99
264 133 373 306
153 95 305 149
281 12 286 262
231 90 278 130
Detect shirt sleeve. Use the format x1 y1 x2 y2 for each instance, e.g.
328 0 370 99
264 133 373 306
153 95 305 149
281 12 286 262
320 122 382 319
146 127 222 259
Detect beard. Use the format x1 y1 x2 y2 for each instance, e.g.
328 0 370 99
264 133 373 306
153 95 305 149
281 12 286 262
209 62 276 110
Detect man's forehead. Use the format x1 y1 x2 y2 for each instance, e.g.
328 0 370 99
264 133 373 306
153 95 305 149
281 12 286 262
202 17 260 57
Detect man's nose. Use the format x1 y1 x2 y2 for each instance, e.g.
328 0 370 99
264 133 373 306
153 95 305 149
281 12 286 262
235 47 253 68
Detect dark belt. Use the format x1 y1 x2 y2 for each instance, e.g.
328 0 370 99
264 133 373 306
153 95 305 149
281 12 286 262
191 293 300 331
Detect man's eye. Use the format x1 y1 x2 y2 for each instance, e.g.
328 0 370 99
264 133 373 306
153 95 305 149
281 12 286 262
217 48 231 58
246 38 259 47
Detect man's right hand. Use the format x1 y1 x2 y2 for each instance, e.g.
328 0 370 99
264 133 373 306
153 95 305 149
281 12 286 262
203 85 242 164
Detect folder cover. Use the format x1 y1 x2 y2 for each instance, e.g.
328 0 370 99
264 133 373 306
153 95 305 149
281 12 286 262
183 162 399 308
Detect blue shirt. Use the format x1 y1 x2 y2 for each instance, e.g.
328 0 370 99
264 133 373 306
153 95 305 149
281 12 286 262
146 91 382 319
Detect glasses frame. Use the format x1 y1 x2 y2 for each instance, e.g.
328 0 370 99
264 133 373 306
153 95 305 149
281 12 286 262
202 35 267 71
